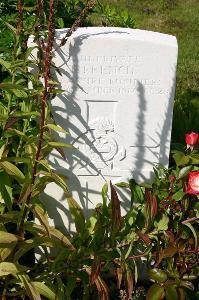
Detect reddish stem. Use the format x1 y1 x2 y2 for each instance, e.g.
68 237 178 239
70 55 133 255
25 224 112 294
32 0 55 178
182 217 199 224
16 0 23 36
18 0 55 238
59 0 96 47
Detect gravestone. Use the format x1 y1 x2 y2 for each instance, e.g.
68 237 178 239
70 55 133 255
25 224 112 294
43 27 178 232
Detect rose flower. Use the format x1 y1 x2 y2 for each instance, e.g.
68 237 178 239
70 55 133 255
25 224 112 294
186 171 199 195
185 132 199 150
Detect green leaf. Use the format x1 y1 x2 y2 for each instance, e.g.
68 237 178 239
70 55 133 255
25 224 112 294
178 165 193 179
0 172 13 210
0 231 18 261
184 223 198 249
173 151 189 166
67 196 85 232
38 160 51 172
57 18 64 28
0 161 25 183
0 82 28 98
12 89 28 98
0 114 8 122
14 237 57 262
86 215 98 235
129 179 144 206
165 285 178 300
115 182 130 188
0 247 14 262
0 143 6 160
13 111 40 118
101 183 108 207
25 223 75 250
36 171 70 195
19 274 41 300
4 21 17 34
0 83 17 90
126 208 140 226
18 182 32 204
45 124 69 134
25 46 38 60
0 262 27 276
148 268 167 283
49 89 65 94
0 231 19 245
48 141 73 149
189 153 199 164
172 189 185 201
23 6 36 12
8 129 26 137
146 283 165 300
154 214 169 231
34 282 56 300
180 280 195 291
33 205 50 236
56 276 69 300
2 157 31 164
0 212 21 223
48 80 59 86
0 58 12 70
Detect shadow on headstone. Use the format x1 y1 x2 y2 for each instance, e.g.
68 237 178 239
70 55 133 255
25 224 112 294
39 27 178 233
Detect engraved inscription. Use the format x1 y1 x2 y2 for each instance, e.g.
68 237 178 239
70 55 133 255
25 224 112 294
79 65 134 76
66 54 170 96
78 55 142 64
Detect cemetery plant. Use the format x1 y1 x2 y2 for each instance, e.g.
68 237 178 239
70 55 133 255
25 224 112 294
0 0 198 299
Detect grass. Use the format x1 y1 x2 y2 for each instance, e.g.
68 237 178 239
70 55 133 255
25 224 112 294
92 0 199 143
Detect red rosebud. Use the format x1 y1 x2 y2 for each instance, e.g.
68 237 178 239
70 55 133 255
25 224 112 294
186 171 199 195
185 132 199 150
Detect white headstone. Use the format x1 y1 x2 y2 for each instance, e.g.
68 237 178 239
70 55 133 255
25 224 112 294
43 27 178 232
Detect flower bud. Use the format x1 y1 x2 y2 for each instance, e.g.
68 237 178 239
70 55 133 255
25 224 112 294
185 132 199 150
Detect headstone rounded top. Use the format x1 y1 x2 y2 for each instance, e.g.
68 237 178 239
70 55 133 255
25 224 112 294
55 27 177 47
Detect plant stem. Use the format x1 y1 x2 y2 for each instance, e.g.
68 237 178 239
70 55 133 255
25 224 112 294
16 0 23 36
18 0 55 239
16 119 28 158
59 0 96 47
32 0 55 180
181 217 199 224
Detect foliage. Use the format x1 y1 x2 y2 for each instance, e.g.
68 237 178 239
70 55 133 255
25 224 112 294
97 2 137 28
0 0 198 299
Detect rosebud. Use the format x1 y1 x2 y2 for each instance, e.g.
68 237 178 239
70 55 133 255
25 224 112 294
185 132 199 150
186 171 199 195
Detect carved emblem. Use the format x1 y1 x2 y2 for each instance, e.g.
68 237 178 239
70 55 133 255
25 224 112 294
76 118 126 174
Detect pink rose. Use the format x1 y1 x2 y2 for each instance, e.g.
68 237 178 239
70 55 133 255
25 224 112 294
185 132 199 150
186 171 199 195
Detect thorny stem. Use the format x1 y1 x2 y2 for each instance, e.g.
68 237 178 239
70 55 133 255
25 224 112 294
32 0 55 180
18 0 55 238
35 0 45 51
16 0 23 36
35 0 44 35
59 0 96 47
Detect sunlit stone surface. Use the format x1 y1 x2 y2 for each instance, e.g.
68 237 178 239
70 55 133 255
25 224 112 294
43 28 178 232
